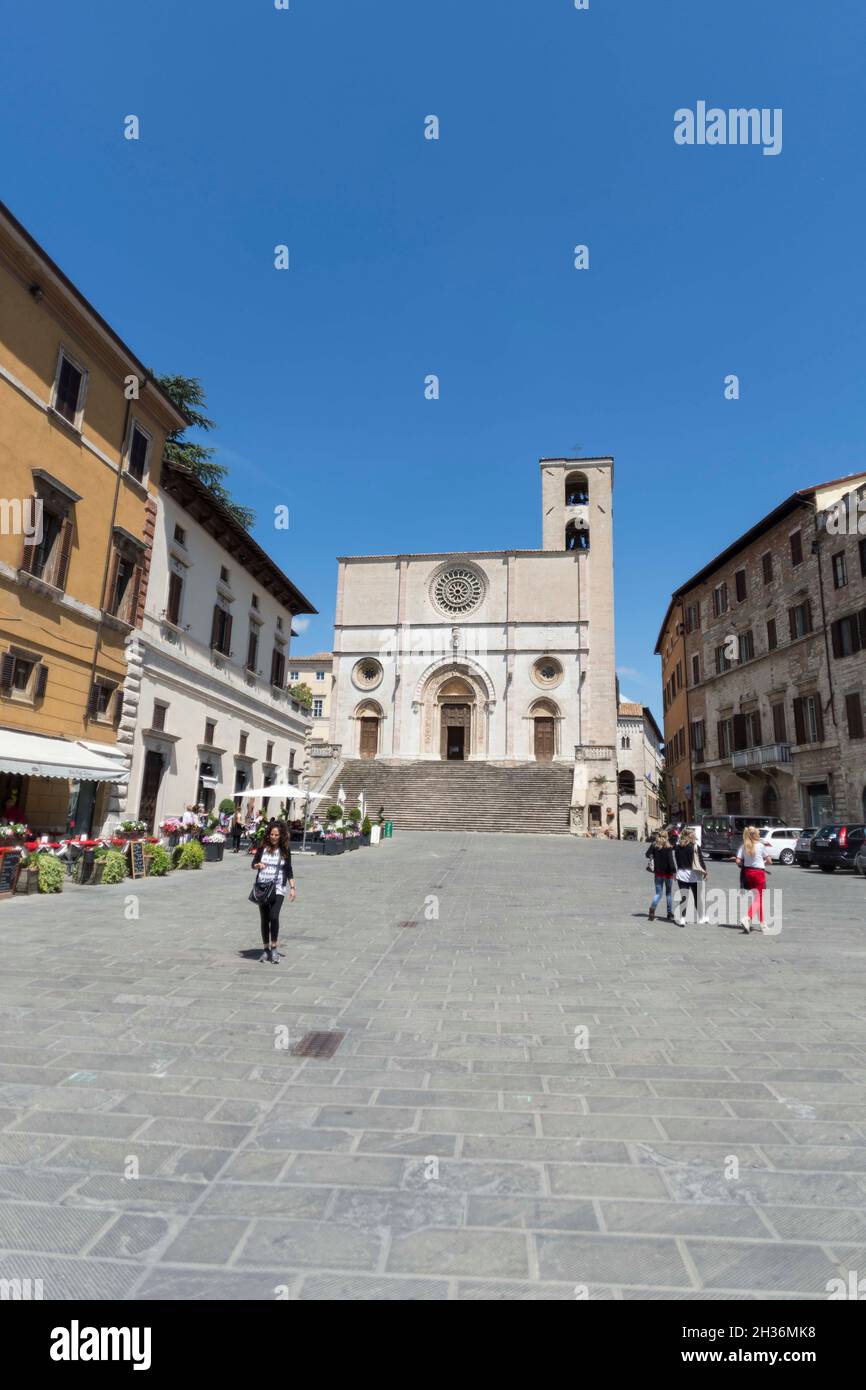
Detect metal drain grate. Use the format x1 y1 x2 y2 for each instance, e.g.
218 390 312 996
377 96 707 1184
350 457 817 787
291 1030 346 1059
397 920 418 929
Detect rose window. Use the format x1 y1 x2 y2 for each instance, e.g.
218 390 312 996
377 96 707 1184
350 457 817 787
431 566 484 617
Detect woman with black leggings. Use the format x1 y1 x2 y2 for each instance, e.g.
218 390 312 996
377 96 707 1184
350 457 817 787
250 821 295 963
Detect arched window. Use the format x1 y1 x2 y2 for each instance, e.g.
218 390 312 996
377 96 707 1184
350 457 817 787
618 770 636 796
564 471 589 506
565 520 589 551
621 735 631 750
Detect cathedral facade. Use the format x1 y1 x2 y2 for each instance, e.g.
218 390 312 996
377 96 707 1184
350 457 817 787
327 457 618 831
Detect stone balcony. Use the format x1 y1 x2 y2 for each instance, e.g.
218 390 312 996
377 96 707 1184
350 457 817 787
731 742 792 772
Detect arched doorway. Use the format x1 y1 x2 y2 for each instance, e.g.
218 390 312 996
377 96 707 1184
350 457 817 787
762 782 779 818
354 701 383 759
438 677 475 760
529 699 559 761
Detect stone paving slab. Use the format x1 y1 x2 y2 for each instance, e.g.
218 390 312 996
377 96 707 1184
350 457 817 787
1 832 865 1299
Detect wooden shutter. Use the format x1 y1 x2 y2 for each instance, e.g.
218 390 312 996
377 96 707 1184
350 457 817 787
772 704 787 743
735 569 747 602
113 688 124 726
34 664 48 699
793 697 806 745
815 699 825 743
805 600 813 634
105 548 120 615
788 608 797 641
732 713 748 751
210 604 221 649
223 611 232 655
716 720 725 758
0 652 14 694
128 564 143 626
846 693 864 740
53 513 73 591
166 571 182 626
767 618 777 650
752 711 762 746
831 620 843 658
87 683 100 719
21 495 39 574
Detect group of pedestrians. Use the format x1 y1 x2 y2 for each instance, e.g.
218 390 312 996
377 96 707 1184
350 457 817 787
645 824 771 933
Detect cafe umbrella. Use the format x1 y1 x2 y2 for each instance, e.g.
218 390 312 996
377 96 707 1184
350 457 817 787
243 784 330 853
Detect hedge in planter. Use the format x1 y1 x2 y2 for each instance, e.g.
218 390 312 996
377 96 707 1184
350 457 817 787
101 850 128 885
36 852 64 893
149 844 172 877
177 840 204 870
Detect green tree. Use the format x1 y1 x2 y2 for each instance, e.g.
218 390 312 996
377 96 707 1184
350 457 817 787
289 682 313 710
155 374 255 529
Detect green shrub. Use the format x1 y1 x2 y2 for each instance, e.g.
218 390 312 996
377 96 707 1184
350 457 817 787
36 852 63 893
218 798 236 815
93 845 110 860
177 840 204 871
326 804 342 823
348 806 362 825
149 844 171 876
101 850 127 885
361 815 372 835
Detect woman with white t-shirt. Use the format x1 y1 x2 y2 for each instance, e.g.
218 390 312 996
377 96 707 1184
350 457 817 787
736 826 772 934
250 821 296 963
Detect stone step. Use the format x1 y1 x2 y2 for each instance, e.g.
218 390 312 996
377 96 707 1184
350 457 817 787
321 759 574 835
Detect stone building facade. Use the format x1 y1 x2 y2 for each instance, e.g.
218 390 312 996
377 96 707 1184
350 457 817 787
288 653 333 745
118 461 317 832
657 472 866 828
617 701 664 839
328 457 618 832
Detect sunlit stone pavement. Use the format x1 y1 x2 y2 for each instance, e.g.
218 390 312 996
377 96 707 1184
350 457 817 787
1 832 865 1300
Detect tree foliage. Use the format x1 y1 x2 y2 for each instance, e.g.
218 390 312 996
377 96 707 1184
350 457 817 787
156 374 255 530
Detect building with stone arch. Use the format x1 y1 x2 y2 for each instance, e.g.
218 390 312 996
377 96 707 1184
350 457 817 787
318 457 617 834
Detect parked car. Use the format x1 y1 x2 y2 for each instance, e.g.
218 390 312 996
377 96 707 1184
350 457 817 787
794 828 819 867
855 841 866 877
762 827 805 866
809 824 866 873
701 814 784 860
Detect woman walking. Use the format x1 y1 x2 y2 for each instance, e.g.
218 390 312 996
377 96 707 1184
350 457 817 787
736 825 772 934
645 830 677 921
673 828 708 925
250 820 296 963
230 809 244 854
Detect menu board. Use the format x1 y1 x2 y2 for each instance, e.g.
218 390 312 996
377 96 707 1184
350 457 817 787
129 840 145 879
0 850 23 899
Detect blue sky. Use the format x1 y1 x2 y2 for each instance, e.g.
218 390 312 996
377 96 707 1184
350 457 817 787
3 0 864 723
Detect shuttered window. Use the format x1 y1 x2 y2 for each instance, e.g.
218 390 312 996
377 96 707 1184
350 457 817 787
790 530 803 566
846 692 864 741
166 571 183 626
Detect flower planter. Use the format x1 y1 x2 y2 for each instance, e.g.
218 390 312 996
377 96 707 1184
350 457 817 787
345 837 359 851
360 833 371 846
322 839 345 856
91 860 106 886
203 843 225 863
15 864 39 895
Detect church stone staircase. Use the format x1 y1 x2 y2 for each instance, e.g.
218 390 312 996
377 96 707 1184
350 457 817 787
322 760 574 835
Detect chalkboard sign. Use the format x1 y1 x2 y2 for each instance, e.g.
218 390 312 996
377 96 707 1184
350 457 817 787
128 840 145 879
0 850 23 900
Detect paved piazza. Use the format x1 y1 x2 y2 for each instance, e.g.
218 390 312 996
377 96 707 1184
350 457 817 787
1 833 865 1301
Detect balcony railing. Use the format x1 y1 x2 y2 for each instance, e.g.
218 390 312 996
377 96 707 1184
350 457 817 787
574 744 616 761
731 742 792 770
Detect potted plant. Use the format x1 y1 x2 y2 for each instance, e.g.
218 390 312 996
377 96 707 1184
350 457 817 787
159 817 182 848
0 820 31 848
116 818 147 841
360 814 372 846
322 831 345 856
202 831 226 863
148 843 172 876
34 852 63 894
90 845 111 885
14 848 39 895
177 840 205 870
100 848 127 885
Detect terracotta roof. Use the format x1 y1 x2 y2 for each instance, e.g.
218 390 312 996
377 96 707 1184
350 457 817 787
291 653 332 663
618 702 643 717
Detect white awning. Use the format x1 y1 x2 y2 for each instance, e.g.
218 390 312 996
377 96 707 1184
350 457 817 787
0 729 129 784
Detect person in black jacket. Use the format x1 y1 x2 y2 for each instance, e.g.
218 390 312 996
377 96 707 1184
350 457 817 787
645 830 677 921
672 828 708 926
250 821 296 963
